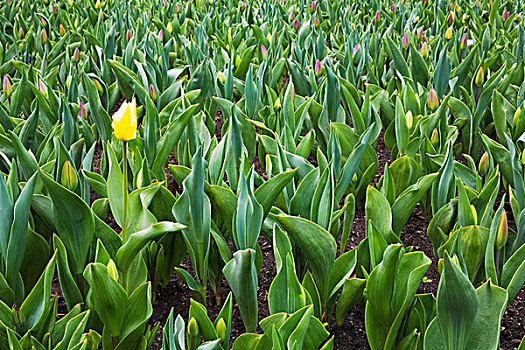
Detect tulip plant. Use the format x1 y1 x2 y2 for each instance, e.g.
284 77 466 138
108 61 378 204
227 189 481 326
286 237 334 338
0 0 523 349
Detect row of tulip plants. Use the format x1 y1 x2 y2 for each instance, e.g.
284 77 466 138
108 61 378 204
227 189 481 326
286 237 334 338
0 0 524 348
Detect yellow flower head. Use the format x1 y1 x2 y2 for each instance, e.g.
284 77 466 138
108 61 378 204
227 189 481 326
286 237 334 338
112 98 137 141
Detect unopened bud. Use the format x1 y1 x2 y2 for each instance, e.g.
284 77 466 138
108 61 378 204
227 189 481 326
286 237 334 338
78 102 87 118
73 47 80 62
149 84 157 101
174 3 181 14
94 0 101 9
3 75 12 97
66 75 72 88
431 128 439 145
41 29 48 44
158 29 163 41
513 107 521 128
471 205 478 225
18 27 24 38
167 22 173 34
495 209 508 248
402 32 409 49
59 24 66 36
38 78 48 98
445 27 453 40
417 26 424 40
460 33 468 50
92 78 103 93
313 16 320 27
261 44 267 60
218 71 226 84
310 0 315 13
61 160 78 191
451 253 461 268
478 152 489 176
421 42 429 58
293 19 300 30
372 10 381 25
126 29 133 41
216 318 226 341
427 88 439 111
447 13 454 25
475 65 484 86
314 59 322 76
405 110 413 130
107 259 119 282
188 317 199 337
521 149 525 166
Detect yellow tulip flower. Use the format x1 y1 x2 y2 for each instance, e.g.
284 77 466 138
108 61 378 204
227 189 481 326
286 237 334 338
112 98 137 141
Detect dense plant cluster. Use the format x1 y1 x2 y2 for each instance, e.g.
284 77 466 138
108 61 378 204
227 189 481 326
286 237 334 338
0 0 524 348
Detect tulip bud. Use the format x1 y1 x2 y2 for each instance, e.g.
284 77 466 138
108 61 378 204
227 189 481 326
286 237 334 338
59 24 66 36
293 19 300 30
41 17 47 27
402 32 409 49
427 88 439 111
167 22 173 34
292 83 295 99
417 26 424 40
261 44 267 60
513 107 521 128
126 29 133 41
521 149 525 166
447 12 454 25
107 259 119 282
460 33 468 50
216 318 227 341
314 59 322 76
445 27 453 40
38 78 48 98
289 7 295 20
430 128 439 145
78 102 87 118
66 75 72 88
11 305 24 329
392 2 396 11
158 29 164 41
3 75 12 97
471 205 478 225
240 2 245 11
274 97 281 109
18 27 24 38
372 10 381 25
451 253 461 268
149 83 157 101
478 152 489 176
41 29 48 44
405 110 413 130
353 43 360 56
313 16 320 27
310 1 315 13
420 42 429 58
92 78 104 94
475 65 484 86
61 160 79 191
495 209 508 248
188 317 199 337
174 3 181 14
73 47 80 62
503 9 510 20
218 71 226 84
52 5 57 14
438 258 444 274
94 0 101 9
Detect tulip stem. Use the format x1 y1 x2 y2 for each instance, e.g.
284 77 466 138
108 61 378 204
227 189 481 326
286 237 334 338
495 247 500 281
122 141 128 241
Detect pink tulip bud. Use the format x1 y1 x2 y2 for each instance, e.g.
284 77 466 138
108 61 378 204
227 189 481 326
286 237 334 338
73 47 80 62
427 88 439 111
290 8 295 20
392 2 396 11
294 19 300 30
158 29 164 41
3 75 12 97
503 9 510 20
126 29 133 41
313 16 320 27
402 32 409 49
314 59 322 76
417 26 424 40
261 44 267 59
292 83 296 99
78 102 87 118
41 17 47 27
353 43 360 56
38 78 48 98
174 4 181 13
310 1 315 13
240 2 245 11
460 33 468 50
18 27 24 38
447 13 453 24
52 5 57 14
